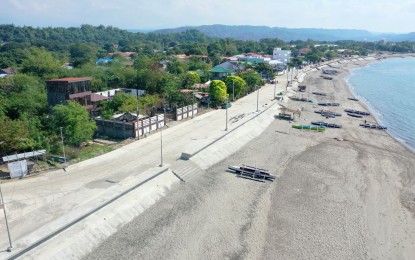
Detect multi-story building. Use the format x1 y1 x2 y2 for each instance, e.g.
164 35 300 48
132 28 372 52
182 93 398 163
46 77 93 111
273 48 291 64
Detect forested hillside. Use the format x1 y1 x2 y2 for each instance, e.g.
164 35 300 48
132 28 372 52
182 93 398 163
154 24 415 42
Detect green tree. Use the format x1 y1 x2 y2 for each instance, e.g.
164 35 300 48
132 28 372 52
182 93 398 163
119 95 139 113
166 59 187 74
139 94 162 117
239 71 264 93
50 101 96 146
209 80 228 106
3 74 47 119
21 47 62 78
188 57 211 71
224 76 247 100
183 72 201 88
70 43 97 67
0 117 34 155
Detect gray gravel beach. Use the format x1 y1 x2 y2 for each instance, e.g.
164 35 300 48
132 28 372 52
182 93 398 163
85 59 415 260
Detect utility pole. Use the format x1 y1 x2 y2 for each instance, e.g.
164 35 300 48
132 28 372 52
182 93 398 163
256 86 259 112
0 183 12 252
60 127 67 168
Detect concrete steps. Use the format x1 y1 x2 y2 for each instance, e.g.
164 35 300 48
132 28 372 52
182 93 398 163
171 160 204 182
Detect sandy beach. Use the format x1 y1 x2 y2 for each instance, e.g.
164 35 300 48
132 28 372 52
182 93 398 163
84 58 415 260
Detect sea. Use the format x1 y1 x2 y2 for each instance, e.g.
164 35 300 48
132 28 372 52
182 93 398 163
346 57 415 151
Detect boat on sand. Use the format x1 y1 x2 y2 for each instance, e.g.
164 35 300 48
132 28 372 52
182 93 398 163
292 125 326 132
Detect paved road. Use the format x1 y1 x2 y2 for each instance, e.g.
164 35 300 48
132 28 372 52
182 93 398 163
0 73 298 256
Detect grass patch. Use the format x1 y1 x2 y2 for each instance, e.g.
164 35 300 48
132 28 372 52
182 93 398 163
77 144 114 161
66 144 114 162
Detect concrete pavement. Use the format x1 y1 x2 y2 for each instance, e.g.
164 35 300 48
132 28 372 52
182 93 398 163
0 72 303 259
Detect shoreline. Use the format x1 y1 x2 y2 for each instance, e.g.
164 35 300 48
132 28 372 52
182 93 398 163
343 56 415 153
85 57 415 259
1 55 414 259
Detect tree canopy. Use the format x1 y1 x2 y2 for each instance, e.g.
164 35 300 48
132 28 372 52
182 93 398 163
50 101 96 146
209 80 228 106
224 76 247 100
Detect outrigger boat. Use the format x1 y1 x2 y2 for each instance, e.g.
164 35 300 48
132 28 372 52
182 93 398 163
348 97 359 101
359 123 387 130
292 125 326 132
347 112 363 118
312 92 327 96
228 165 276 182
314 109 342 117
318 102 340 106
311 121 342 128
344 109 370 115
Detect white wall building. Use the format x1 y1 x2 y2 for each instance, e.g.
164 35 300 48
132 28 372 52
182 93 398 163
273 48 291 64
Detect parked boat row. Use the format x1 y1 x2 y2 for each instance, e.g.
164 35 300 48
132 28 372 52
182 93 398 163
318 102 340 106
311 121 342 128
359 123 387 130
344 109 370 115
292 125 326 132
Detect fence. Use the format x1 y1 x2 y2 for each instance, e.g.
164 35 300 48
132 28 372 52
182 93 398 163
95 114 165 139
176 103 198 121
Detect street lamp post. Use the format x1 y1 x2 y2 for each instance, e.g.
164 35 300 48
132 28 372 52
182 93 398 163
232 80 235 101
192 92 195 119
0 183 13 252
274 80 277 100
139 87 140 139
160 128 163 167
225 98 228 131
60 127 67 168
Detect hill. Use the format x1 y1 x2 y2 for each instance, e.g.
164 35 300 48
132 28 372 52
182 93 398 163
154 25 415 42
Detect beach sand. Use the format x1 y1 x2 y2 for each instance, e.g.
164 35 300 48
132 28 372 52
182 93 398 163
86 59 415 260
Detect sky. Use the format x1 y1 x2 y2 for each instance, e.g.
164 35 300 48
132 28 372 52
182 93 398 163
1 0 415 33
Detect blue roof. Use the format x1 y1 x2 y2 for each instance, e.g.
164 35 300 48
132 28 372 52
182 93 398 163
96 58 113 64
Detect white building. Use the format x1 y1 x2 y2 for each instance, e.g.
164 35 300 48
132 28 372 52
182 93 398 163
273 48 291 64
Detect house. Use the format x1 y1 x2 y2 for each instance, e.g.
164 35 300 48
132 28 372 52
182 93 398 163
192 83 210 91
46 77 93 111
108 52 137 59
94 88 146 99
299 48 311 56
273 48 291 64
210 67 234 79
0 67 15 78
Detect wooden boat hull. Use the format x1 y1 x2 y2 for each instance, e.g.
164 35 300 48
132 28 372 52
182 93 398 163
311 121 342 128
292 125 326 132
228 165 275 181
314 110 342 117
344 109 370 115
347 113 363 118
318 102 340 106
